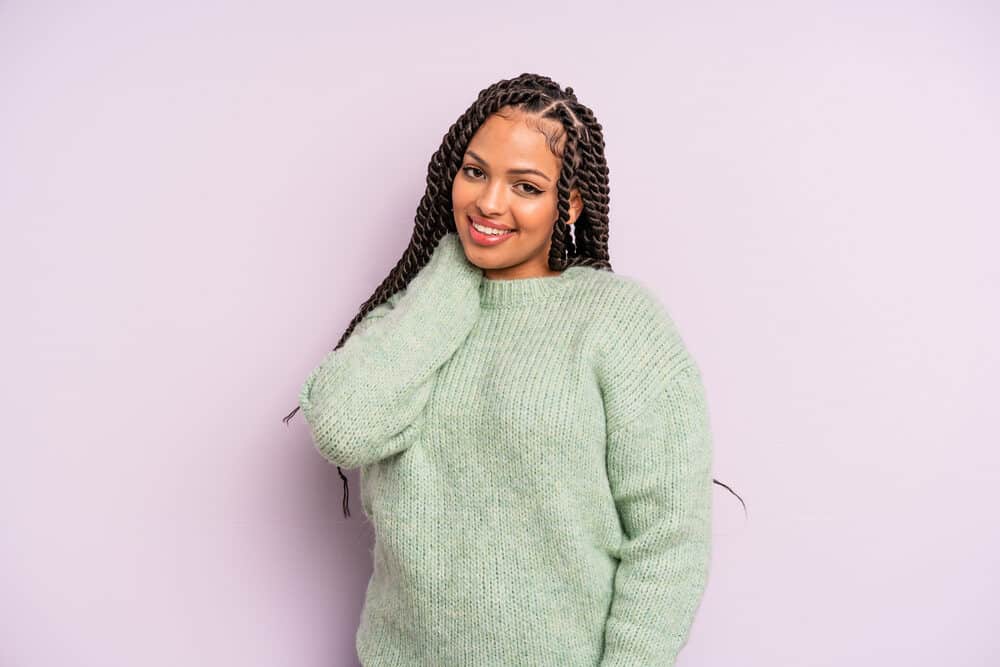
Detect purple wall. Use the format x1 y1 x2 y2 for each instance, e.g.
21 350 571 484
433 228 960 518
2 1 997 665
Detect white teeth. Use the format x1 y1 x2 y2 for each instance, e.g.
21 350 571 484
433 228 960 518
472 221 513 236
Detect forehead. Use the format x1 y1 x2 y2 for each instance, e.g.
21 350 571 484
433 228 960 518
465 112 562 170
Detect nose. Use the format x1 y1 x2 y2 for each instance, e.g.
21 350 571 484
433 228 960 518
475 179 506 216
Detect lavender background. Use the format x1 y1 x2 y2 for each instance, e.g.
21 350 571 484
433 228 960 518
2 1 997 665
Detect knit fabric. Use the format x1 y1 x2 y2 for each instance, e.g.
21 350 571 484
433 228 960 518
299 232 713 666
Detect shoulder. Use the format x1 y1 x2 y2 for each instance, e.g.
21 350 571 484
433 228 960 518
595 270 671 321
573 268 687 358
580 269 698 429
569 265 663 306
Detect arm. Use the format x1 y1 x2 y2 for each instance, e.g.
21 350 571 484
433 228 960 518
596 281 713 666
298 232 482 468
600 364 713 666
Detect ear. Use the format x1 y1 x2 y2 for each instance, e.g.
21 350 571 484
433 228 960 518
567 187 583 225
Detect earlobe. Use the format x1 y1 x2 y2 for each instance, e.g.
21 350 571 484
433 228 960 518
569 188 583 225
555 188 583 226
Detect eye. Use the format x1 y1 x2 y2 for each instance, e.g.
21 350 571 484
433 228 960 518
461 165 544 196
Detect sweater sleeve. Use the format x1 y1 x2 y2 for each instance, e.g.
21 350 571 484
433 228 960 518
596 282 714 667
298 232 483 468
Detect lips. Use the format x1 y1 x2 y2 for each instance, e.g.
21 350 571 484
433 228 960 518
467 214 518 245
468 214 514 231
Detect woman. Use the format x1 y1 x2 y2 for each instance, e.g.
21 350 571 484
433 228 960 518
290 73 734 666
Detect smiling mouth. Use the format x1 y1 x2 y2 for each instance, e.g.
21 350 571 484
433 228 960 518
467 215 518 244
471 221 515 236
468 215 515 233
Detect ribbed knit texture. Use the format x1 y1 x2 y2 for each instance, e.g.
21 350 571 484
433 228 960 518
299 232 713 666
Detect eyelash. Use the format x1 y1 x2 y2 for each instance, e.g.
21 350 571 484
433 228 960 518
461 166 544 196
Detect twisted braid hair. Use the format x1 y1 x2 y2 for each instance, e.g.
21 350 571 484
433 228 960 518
285 73 745 519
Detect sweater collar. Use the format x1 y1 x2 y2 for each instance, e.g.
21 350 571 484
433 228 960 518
479 266 587 308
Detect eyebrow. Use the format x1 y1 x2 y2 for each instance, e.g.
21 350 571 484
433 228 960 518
464 150 552 183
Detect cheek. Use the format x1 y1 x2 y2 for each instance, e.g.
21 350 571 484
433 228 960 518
452 179 475 206
512 197 557 229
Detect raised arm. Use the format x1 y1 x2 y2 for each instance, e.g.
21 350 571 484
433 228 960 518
596 282 714 666
298 232 482 468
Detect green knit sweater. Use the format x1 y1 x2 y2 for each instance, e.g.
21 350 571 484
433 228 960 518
299 232 713 666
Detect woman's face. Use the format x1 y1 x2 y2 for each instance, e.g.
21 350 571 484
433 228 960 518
451 108 582 280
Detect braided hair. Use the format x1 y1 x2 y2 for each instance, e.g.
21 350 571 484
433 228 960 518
285 73 746 519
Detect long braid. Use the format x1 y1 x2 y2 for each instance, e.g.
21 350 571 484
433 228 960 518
284 73 745 519
547 105 579 270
